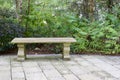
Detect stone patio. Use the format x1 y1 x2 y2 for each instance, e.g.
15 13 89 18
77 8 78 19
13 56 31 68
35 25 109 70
0 54 120 80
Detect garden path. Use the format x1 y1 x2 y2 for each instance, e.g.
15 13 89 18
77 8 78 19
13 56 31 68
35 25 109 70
0 54 120 80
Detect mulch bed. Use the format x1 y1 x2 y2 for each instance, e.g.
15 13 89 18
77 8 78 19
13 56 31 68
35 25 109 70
0 44 120 56
0 44 57 55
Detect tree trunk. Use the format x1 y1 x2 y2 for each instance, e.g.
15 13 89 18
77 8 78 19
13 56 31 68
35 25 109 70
15 0 23 23
83 0 89 19
88 0 95 21
82 0 95 21
25 0 31 36
15 0 19 20
107 0 113 13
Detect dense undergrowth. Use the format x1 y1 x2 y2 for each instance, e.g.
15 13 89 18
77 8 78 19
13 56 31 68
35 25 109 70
0 1 120 54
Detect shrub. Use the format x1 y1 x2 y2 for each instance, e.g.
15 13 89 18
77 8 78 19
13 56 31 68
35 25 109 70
0 19 24 51
72 17 120 54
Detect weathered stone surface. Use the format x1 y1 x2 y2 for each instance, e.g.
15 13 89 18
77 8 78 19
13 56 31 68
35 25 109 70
25 72 47 80
11 38 76 61
78 73 103 80
22 62 38 67
12 72 25 79
11 38 76 43
0 54 120 80
63 74 79 80
0 71 11 80
12 67 23 73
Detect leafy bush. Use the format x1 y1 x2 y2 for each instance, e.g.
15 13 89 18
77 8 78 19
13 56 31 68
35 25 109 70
23 5 76 37
22 3 120 54
72 16 120 54
1 0 119 55
0 8 16 19
0 7 25 51
0 19 24 51
20 2 79 53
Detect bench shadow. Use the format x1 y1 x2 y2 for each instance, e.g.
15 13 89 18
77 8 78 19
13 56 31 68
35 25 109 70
24 54 62 61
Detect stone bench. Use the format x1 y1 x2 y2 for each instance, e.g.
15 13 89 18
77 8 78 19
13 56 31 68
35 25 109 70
11 38 76 61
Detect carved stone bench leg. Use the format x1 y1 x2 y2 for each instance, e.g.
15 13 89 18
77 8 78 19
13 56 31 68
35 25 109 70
17 43 26 61
63 43 70 60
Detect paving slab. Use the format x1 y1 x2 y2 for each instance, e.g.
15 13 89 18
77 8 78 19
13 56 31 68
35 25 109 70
63 74 79 80
0 54 120 80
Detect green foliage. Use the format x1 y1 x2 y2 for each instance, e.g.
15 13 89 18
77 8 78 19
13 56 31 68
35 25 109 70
0 0 13 9
0 8 16 20
0 19 24 51
72 13 120 54
22 0 75 37
0 0 120 54
19 1 120 54
0 7 24 51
